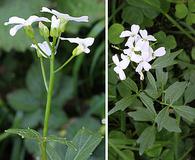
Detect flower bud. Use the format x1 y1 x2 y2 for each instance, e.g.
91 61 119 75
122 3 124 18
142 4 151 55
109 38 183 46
50 15 60 37
72 45 84 56
39 22 49 38
59 18 68 32
24 26 34 39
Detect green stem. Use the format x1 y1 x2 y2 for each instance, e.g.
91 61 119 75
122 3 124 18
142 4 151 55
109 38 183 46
120 111 126 132
174 115 181 160
40 57 48 92
54 55 75 73
41 38 56 160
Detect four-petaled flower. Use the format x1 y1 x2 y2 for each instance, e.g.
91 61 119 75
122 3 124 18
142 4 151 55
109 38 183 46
4 16 50 36
60 37 95 55
112 54 130 80
112 24 166 81
41 7 88 22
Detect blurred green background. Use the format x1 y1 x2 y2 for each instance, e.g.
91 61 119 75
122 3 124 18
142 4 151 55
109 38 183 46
0 0 105 159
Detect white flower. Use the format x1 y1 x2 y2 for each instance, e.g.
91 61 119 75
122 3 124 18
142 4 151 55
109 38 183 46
112 54 130 80
151 47 166 58
51 15 60 29
136 29 156 52
4 16 50 36
60 37 94 54
120 24 140 41
31 41 52 58
41 7 88 22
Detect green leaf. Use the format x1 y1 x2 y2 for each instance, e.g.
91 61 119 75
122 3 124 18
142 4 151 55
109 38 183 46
145 144 162 158
155 107 181 132
122 6 143 25
117 82 132 97
137 126 156 155
65 128 102 160
108 23 124 44
161 149 174 160
5 128 40 140
155 68 168 87
147 72 157 91
175 4 188 19
47 143 62 160
7 89 40 112
108 95 136 115
122 78 138 93
139 92 156 115
152 50 182 69
128 107 155 122
184 83 195 104
47 136 76 150
174 105 195 123
0 0 48 52
164 81 187 104
191 47 195 60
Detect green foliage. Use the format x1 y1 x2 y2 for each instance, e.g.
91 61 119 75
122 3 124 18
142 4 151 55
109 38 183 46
109 1 195 159
65 128 102 160
108 23 124 44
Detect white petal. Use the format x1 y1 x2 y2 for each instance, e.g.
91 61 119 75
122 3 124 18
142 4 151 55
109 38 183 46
26 15 50 25
9 24 24 36
142 61 151 71
60 37 94 53
120 30 132 38
140 41 149 52
131 53 142 63
123 49 131 56
119 60 130 69
139 29 148 39
4 16 25 25
135 39 144 51
39 41 52 57
125 37 134 47
154 47 166 57
51 15 60 28
114 67 126 80
135 63 143 73
147 35 156 41
112 54 119 65
139 72 144 80
41 7 88 22
131 24 140 34
31 44 37 49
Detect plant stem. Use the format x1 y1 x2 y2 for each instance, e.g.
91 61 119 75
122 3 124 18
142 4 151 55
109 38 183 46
40 57 48 92
54 55 75 73
41 38 56 160
174 115 181 160
120 111 126 132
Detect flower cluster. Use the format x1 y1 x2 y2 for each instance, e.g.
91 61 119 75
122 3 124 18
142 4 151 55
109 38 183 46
4 7 94 57
112 24 166 80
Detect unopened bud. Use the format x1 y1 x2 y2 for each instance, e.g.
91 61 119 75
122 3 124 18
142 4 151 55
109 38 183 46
72 45 84 56
39 22 49 38
24 26 34 39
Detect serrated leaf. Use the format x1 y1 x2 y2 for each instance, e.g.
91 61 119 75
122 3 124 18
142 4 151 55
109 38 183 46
47 143 62 160
47 136 76 150
137 126 156 155
5 128 40 140
108 23 124 44
164 81 187 104
139 92 156 115
174 105 195 123
65 128 102 160
152 50 182 69
128 107 155 122
7 89 40 112
108 95 136 115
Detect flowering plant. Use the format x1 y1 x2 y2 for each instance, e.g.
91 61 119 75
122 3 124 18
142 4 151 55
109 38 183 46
4 7 102 160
